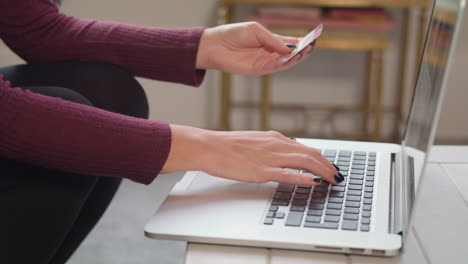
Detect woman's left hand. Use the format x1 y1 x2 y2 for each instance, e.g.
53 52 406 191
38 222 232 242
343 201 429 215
196 22 313 75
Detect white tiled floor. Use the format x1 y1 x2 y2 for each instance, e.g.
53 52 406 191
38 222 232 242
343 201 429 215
67 173 186 264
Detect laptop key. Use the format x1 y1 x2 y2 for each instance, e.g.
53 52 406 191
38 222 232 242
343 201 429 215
310 198 326 204
337 162 350 167
272 199 289 206
361 225 370 232
336 181 347 187
369 152 376 157
367 166 375 171
277 184 295 193
304 222 339 229
366 176 375 182
292 199 308 206
362 211 372 218
349 174 364 180
309 204 324 210
267 211 275 218
363 198 373 204
353 155 366 161
327 203 342 210
339 150 352 157
338 157 351 162
364 187 373 193
368 161 376 166
294 193 309 200
269 205 279 212
347 190 362 196
344 207 360 214
296 188 311 194
325 209 341 216
352 165 365 170
275 212 285 219
351 169 365 175
364 193 373 199
345 201 360 208
363 205 372 211
366 171 375 176
264 218 274 225
329 191 345 198
285 211 304 226
328 197 344 204
352 160 366 165
275 192 292 200
348 185 363 191
346 196 361 202
366 182 374 187
331 186 345 192
343 214 359 221
307 209 323 216
368 157 376 162
354 151 367 156
349 179 363 185
361 218 371 224
314 186 329 192
342 221 358 231
290 205 306 212
324 215 340 222
305 216 321 223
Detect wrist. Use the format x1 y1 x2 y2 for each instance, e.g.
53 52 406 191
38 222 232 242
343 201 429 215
161 124 214 173
196 27 216 70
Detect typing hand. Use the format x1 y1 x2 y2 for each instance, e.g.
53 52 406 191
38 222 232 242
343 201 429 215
162 125 339 186
196 22 313 75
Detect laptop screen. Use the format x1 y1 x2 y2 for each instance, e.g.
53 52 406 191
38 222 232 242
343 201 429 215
403 0 464 153
401 0 465 237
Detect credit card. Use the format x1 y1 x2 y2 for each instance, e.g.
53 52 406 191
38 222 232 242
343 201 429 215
285 24 323 62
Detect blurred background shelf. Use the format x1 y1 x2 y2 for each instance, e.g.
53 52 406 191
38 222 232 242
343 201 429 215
217 0 433 142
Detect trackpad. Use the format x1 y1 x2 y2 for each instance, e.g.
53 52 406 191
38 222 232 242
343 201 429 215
187 172 261 195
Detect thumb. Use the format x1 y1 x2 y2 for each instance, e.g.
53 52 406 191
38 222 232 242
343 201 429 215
253 23 295 55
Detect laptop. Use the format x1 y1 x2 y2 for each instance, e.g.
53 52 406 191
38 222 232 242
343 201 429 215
145 0 465 256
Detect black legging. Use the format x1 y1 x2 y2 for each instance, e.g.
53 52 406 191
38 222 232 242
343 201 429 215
0 61 149 264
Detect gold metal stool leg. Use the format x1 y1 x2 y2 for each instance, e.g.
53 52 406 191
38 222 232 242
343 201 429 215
363 51 374 137
373 51 384 142
261 75 272 131
219 72 232 131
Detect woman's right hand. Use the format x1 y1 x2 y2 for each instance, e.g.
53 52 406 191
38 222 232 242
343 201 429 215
161 125 340 186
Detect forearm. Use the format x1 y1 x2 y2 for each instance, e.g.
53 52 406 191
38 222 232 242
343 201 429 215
0 79 171 184
0 0 205 86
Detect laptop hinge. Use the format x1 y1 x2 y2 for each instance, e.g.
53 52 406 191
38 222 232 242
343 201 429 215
389 153 404 236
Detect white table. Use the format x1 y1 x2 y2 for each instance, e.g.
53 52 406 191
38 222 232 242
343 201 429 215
183 146 468 264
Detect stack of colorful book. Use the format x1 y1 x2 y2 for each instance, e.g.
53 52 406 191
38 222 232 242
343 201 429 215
249 7 395 36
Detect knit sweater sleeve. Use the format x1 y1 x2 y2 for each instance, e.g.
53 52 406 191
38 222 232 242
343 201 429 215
0 0 208 184
0 77 171 184
0 0 206 86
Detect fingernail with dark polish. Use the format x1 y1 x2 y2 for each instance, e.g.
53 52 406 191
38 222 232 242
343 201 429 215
334 173 345 183
289 137 296 141
313 176 322 183
332 163 340 171
285 43 297 49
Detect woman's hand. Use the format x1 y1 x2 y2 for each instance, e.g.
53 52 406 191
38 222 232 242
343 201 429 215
196 22 313 75
162 125 340 186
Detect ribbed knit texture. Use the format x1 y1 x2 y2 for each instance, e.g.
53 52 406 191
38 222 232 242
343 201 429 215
0 0 206 184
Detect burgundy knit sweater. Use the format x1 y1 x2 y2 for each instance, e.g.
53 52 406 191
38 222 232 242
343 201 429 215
0 0 206 184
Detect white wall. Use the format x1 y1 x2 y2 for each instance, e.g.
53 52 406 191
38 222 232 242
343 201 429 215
1 0 466 143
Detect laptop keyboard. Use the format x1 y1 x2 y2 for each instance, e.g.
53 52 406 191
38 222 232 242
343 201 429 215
264 149 376 232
